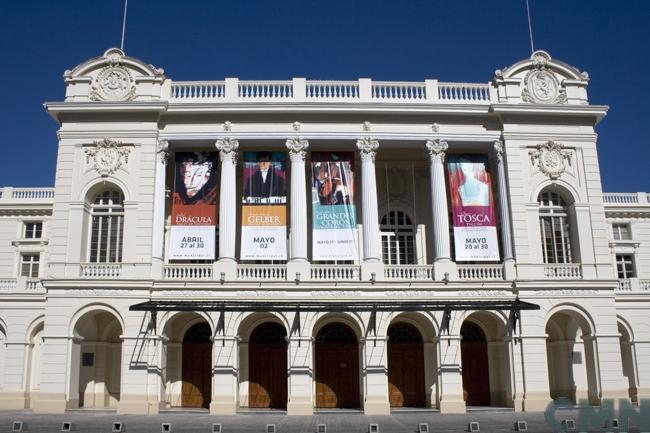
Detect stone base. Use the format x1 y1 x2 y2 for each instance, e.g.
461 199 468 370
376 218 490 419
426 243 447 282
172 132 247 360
214 260 237 281
32 393 68 413
287 399 313 415
0 392 28 410
439 398 466 413
361 261 384 282
363 399 390 415
522 394 552 412
503 259 517 280
287 260 312 282
117 398 160 415
210 400 237 415
433 259 456 282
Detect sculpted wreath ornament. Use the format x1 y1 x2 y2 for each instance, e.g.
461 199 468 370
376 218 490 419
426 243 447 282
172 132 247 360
85 138 131 177
90 66 136 101
529 141 571 179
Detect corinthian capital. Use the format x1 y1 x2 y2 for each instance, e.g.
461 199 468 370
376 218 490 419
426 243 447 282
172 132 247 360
356 137 379 162
493 139 504 161
286 137 309 161
216 138 239 163
157 140 169 165
425 139 448 163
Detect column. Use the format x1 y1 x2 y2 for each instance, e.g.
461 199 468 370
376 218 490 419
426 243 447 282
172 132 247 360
493 140 516 279
425 139 455 280
286 138 311 281
287 333 314 415
356 138 383 280
216 138 239 279
210 335 239 414
151 140 168 279
363 335 390 415
438 334 466 413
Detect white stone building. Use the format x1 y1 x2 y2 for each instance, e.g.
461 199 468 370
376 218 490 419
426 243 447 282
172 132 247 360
0 48 647 416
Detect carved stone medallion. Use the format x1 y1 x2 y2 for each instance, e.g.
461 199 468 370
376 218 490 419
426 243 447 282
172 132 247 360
529 141 571 179
85 138 131 177
521 51 567 104
90 66 136 101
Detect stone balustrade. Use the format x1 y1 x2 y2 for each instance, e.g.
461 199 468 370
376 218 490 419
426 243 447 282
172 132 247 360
0 277 44 292
237 264 287 281
616 278 650 294
456 264 505 280
169 78 492 104
80 263 122 279
0 187 55 202
603 192 650 205
164 264 212 280
311 265 361 281
543 264 582 279
384 265 432 280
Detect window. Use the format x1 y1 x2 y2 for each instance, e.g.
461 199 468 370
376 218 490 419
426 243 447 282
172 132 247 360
612 223 631 241
616 254 635 279
381 211 415 265
538 191 573 264
89 190 124 263
20 254 40 277
24 222 42 239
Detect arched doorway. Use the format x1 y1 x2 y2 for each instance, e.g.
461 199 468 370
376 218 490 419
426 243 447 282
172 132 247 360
387 323 425 407
72 310 122 408
248 322 287 409
315 323 360 408
618 321 638 404
461 322 490 406
545 310 598 404
182 322 212 408
26 322 44 407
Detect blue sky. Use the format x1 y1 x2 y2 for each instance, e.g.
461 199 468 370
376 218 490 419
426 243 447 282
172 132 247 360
0 0 648 192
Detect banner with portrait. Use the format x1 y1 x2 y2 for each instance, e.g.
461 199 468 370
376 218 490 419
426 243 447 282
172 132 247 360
241 151 287 260
447 154 500 261
169 152 218 259
311 152 358 260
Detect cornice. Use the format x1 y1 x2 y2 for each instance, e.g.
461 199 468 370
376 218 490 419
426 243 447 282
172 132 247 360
501 132 599 142
159 131 502 142
44 101 168 124
491 104 608 123
605 209 650 218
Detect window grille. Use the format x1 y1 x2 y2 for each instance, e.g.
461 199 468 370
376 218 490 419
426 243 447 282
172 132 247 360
538 191 572 264
612 223 631 241
89 190 124 263
20 254 40 277
616 254 635 279
24 222 42 239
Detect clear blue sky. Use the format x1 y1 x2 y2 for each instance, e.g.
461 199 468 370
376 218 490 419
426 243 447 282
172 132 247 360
0 0 648 192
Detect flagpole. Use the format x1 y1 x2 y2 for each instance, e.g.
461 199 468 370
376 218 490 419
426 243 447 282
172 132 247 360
526 0 535 54
120 0 128 51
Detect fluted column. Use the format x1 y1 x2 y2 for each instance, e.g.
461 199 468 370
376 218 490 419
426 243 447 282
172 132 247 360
286 138 309 262
494 140 514 262
216 138 239 263
426 139 451 262
151 140 168 278
356 137 381 263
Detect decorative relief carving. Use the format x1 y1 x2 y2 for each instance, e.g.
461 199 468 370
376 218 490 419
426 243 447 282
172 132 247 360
65 289 133 296
85 138 131 177
425 139 448 163
356 137 379 162
385 290 435 297
521 52 567 104
286 137 309 160
216 138 239 163
532 289 599 296
238 290 287 297
311 290 362 297
157 140 169 165
223 121 232 132
90 66 136 102
458 290 509 297
529 141 572 179
493 140 504 160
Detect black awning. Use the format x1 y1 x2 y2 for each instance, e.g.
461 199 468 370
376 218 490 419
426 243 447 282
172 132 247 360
129 299 539 313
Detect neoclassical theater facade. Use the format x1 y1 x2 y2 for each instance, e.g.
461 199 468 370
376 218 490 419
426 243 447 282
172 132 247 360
0 48 648 416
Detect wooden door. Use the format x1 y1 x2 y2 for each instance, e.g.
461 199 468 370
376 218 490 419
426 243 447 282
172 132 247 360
315 323 360 408
387 323 425 407
460 322 491 406
248 323 287 409
181 323 212 408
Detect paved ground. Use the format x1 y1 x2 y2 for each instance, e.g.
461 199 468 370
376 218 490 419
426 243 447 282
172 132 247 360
0 408 644 433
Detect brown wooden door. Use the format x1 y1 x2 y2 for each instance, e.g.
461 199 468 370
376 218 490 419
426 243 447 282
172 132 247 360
181 323 212 408
248 323 288 409
388 342 425 407
460 322 491 406
315 323 360 408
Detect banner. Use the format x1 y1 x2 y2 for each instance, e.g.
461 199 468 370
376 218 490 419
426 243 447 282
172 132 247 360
311 152 358 260
169 152 218 259
241 151 287 260
448 154 500 261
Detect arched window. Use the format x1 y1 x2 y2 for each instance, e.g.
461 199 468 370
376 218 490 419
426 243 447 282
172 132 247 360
538 190 572 264
89 190 124 263
381 211 415 265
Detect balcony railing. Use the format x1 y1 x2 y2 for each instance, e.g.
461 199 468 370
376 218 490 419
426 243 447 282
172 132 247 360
164 264 212 280
616 278 650 294
543 264 582 279
0 277 44 292
237 264 287 281
168 78 493 105
457 264 505 280
80 263 122 278
384 265 432 280
0 187 55 202
311 265 360 281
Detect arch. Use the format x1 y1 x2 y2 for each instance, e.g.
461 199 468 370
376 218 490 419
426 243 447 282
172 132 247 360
80 178 132 204
531 180 583 206
67 48 165 79
235 311 289 343
545 307 599 405
314 321 361 408
69 307 123 409
180 321 212 408
24 315 45 342
25 321 44 407
617 317 639 403
379 311 438 340
309 312 364 341
160 310 214 342
498 51 584 81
